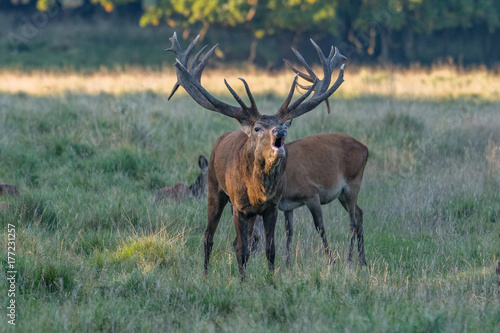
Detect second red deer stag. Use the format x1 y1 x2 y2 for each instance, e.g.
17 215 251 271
166 32 346 280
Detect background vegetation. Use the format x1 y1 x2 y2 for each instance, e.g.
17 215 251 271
2 0 500 68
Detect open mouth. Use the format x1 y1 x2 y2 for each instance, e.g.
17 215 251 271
272 137 285 151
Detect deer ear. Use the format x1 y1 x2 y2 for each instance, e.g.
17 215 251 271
238 119 253 136
198 155 208 170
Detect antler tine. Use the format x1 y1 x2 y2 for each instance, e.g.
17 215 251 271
277 74 299 114
310 39 330 79
287 79 318 111
297 82 312 90
165 32 200 66
283 59 314 82
190 45 207 71
165 31 182 53
276 78 318 119
238 78 258 112
223 79 260 120
330 47 347 69
224 79 247 110
291 47 317 81
191 44 217 83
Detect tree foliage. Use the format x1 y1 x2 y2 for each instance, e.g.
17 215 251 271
27 0 500 65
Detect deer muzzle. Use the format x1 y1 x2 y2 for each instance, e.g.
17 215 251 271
271 127 287 157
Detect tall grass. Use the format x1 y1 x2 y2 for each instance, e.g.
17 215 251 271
0 72 499 331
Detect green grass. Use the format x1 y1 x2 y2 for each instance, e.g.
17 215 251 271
1 91 500 332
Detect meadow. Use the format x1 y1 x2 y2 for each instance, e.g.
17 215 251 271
1 65 500 332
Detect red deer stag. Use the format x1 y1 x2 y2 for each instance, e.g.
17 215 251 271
166 32 346 280
153 155 208 202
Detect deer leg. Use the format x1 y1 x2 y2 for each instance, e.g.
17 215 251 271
355 205 366 266
340 194 365 266
347 206 357 265
262 208 278 272
250 215 264 254
232 210 251 282
284 210 294 266
338 196 355 264
204 191 228 274
233 213 261 255
306 197 333 264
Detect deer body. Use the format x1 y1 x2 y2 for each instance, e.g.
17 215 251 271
279 133 368 265
166 32 345 280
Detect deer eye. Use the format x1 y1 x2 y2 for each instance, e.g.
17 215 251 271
254 127 261 132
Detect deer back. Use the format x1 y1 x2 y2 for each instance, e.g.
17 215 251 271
154 183 192 202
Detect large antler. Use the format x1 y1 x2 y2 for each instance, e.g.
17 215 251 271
166 32 261 123
276 39 346 120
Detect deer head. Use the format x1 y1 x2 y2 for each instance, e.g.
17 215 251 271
189 155 208 199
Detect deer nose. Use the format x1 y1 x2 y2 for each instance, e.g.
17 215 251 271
272 128 287 138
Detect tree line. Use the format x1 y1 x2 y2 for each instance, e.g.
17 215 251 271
5 0 500 67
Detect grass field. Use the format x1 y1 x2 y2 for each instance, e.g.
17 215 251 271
1 66 500 332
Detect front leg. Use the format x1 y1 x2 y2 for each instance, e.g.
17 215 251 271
205 190 229 274
262 207 278 272
233 215 260 255
232 210 251 282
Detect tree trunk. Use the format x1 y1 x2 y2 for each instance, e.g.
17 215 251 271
198 20 210 42
379 27 391 64
404 27 415 64
247 38 258 65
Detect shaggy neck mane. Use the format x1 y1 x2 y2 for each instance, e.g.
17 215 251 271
242 145 286 207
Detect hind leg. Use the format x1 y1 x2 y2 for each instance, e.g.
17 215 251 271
355 205 366 265
306 196 333 264
339 194 366 266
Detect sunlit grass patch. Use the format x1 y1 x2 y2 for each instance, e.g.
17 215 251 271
1 65 500 101
92 232 184 273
